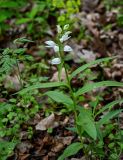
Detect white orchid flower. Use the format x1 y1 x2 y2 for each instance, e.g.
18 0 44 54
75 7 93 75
45 40 59 53
51 58 61 65
60 31 71 43
57 25 62 34
64 45 73 52
45 40 56 48
63 24 69 30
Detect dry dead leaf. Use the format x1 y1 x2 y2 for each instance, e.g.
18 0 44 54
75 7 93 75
77 49 96 63
4 75 22 91
50 68 66 81
83 0 99 12
51 142 64 153
17 142 33 154
35 113 58 131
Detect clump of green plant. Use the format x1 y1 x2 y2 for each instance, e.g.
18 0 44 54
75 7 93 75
0 37 41 159
0 92 40 159
19 24 123 159
51 0 81 25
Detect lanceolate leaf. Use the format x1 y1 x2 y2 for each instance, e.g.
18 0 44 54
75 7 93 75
95 99 123 117
77 108 97 140
58 142 83 160
76 81 123 97
97 109 123 126
18 82 67 94
70 57 115 79
45 91 74 107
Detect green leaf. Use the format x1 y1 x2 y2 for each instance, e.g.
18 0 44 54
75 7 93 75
0 103 13 114
70 57 115 79
97 110 122 126
77 108 97 140
45 91 74 107
13 37 33 44
16 18 31 24
0 140 18 159
29 6 39 19
0 10 13 22
95 99 123 117
18 82 67 94
76 81 123 97
58 142 83 160
0 1 21 8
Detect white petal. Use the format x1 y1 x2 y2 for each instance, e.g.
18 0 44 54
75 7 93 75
60 35 71 43
63 24 69 30
57 25 62 34
51 58 61 65
65 31 72 35
45 40 56 47
64 45 73 52
54 45 59 52
59 31 71 43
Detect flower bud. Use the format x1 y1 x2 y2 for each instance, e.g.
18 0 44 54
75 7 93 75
63 24 69 30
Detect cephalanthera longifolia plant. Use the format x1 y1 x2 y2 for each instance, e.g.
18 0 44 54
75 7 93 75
19 25 123 159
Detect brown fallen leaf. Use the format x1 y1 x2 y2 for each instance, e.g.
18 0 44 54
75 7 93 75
35 113 58 131
4 75 22 91
77 49 96 63
17 142 33 154
50 68 66 82
83 0 99 12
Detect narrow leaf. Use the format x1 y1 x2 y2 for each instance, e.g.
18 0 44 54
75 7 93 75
18 82 67 94
97 110 122 126
76 81 123 97
45 91 73 106
77 108 97 140
58 142 83 160
70 57 115 79
95 99 123 117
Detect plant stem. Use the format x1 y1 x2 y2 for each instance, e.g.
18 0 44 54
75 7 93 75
58 42 83 143
63 61 83 144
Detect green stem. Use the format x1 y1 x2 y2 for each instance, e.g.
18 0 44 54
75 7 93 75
64 63 83 143
57 40 83 143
